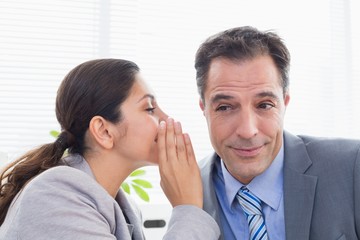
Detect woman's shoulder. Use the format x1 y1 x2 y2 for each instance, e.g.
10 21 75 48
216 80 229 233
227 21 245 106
4 165 119 235
23 165 110 204
32 165 91 184
2 166 122 239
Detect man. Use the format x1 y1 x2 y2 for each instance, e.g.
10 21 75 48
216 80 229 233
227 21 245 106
195 26 360 240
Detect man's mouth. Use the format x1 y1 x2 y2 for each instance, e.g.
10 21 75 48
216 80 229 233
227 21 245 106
231 145 264 157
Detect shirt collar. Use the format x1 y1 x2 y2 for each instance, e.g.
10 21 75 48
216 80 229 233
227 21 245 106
221 143 284 211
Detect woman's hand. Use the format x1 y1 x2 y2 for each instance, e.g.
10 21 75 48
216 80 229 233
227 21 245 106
157 118 203 208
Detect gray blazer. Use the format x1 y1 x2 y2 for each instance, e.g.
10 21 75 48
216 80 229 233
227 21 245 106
0 154 220 240
200 131 360 240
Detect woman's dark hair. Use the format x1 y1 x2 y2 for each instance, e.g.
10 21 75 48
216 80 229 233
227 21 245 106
0 58 140 225
195 26 291 101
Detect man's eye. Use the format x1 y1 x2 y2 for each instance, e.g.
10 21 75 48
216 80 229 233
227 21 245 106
216 105 231 111
258 102 274 110
146 107 156 114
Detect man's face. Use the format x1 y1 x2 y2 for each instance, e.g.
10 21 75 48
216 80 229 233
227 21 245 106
200 56 290 184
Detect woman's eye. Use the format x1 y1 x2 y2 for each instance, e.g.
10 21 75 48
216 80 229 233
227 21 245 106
258 102 274 110
146 107 156 114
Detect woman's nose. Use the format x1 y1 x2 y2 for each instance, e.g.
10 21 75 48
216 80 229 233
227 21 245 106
157 108 169 122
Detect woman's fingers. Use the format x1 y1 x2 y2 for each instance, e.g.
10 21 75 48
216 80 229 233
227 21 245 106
174 121 187 163
157 120 167 165
165 118 177 162
157 118 203 208
184 133 196 165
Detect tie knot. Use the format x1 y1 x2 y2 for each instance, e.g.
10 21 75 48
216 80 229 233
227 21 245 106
237 187 262 216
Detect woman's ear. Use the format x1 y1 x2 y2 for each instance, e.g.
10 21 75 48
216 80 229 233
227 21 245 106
88 116 114 149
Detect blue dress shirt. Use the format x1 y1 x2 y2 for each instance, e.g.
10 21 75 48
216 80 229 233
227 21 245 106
213 144 286 240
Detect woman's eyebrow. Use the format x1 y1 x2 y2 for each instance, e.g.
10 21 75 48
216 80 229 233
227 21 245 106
137 94 155 103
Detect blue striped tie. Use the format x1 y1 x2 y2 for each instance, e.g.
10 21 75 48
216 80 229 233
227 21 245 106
236 187 268 240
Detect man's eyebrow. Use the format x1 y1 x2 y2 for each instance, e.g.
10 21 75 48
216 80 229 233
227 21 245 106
210 91 280 103
256 91 280 101
137 94 155 103
210 94 234 103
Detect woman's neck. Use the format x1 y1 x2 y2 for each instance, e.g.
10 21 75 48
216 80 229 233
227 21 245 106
84 152 134 198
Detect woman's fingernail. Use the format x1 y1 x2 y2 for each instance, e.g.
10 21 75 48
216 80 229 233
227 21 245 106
174 121 182 132
167 117 173 126
160 121 166 129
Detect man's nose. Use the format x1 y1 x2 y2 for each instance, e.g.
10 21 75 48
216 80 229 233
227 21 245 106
235 109 258 139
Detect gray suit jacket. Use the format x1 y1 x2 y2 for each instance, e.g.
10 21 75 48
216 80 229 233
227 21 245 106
200 131 360 240
0 154 219 240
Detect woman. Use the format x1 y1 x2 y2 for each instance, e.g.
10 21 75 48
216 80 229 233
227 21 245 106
0 59 219 239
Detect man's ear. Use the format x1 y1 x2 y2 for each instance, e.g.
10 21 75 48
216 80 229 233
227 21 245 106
284 91 290 107
199 98 205 116
88 116 114 149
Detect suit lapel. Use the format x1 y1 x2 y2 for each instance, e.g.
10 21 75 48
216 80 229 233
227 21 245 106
283 132 318 240
200 153 224 240
115 190 145 240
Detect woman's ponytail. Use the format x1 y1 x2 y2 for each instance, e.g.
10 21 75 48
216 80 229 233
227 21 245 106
0 130 74 225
